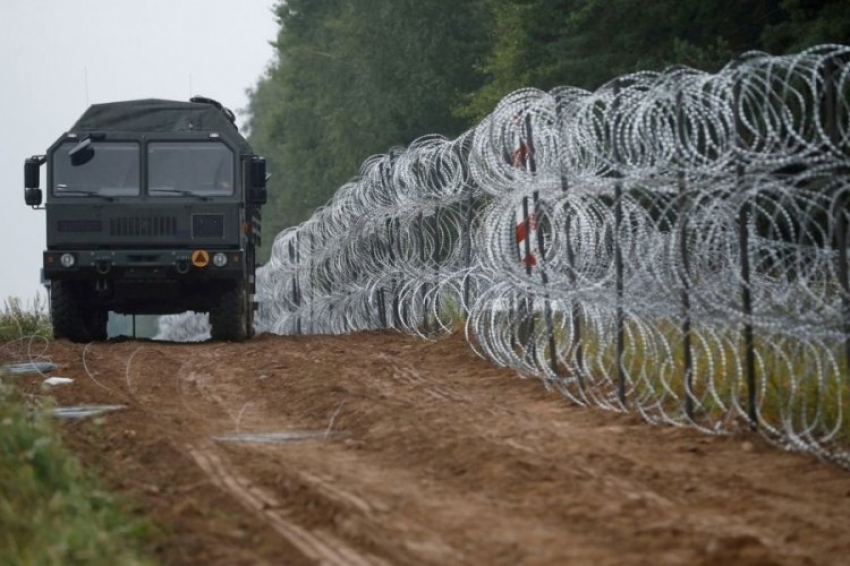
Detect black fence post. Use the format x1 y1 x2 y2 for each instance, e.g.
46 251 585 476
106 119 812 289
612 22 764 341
532 191 559 375
613 80 627 406
739 196 757 427
308 231 315 334
824 56 850 379
432 205 442 330
463 193 474 313
734 78 758 429
677 89 695 421
377 229 388 329
390 218 401 327
291 234 303 335
555 93 585 392
417 210 431 333
836 196 850 374
564 192 585 391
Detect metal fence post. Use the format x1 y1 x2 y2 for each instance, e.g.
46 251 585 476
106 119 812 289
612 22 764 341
734 77 758 428
822 56 850 381
388 217 400 327
463 193 474 312
377 228 388 329
677 89 695 421
417 210 431 333
432 205 442 329
532 191 559 375
292 234 303 335
308 231 315 334
555 93 585 392
613 80 627 406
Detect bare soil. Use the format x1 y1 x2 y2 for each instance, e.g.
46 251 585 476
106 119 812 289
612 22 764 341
7 331 850 565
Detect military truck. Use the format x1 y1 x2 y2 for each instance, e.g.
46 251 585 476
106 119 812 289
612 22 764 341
23 97 267 342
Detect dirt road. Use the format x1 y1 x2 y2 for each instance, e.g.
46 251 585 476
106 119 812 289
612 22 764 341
11 331 850 565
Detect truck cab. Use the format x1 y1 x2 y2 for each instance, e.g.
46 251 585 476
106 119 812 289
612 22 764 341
24 97 266 342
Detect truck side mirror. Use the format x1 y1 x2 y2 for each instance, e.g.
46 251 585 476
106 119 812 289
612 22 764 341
250 156 267 189
25 188 43 207
25 156 42 189
251 187 268 206
24 156 45 207
249 156 267 205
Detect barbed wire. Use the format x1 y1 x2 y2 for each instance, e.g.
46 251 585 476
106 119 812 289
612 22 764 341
165 44 850 468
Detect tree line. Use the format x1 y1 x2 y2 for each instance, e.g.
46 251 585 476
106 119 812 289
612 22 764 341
244 0 849 261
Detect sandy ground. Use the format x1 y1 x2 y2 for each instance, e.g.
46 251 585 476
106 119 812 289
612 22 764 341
5 331 850 565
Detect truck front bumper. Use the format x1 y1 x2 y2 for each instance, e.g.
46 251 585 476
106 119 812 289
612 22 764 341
44 248 245 279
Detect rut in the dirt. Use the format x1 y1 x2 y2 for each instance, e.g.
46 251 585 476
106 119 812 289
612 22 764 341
12 332 850 566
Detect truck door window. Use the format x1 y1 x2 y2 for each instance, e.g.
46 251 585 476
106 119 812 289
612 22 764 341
147 141 234 196
52 141 140 197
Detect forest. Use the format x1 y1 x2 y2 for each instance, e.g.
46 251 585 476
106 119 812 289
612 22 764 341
244 0 849 261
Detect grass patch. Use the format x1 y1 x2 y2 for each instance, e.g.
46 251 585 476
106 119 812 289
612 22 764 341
496 307 850 448
0 378 155 565
0 295 52 343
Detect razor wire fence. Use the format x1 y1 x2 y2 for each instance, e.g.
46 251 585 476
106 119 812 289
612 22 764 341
165 44 850 467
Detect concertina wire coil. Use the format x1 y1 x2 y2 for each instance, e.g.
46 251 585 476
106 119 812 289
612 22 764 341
159 44 850 468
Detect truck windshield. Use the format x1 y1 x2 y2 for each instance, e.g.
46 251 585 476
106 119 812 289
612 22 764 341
147 141 234 197
52 141 140 197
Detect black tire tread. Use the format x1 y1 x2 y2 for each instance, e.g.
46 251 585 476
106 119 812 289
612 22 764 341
210 282 249 342
51 281 89 343
86 308 108 341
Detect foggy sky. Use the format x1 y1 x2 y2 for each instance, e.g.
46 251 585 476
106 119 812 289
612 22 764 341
0 0 278 302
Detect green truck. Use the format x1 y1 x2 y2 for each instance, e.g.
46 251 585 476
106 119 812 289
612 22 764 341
24 97 267 342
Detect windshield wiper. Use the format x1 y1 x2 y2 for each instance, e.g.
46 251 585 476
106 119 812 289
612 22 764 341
148 188 211 201
55 188 114 201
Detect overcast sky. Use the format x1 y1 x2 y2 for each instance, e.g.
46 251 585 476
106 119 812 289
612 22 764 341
0 0 278 302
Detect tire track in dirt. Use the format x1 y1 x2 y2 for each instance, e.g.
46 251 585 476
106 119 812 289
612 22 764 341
188 444 387 566
183 344 471 565
12 332 850 565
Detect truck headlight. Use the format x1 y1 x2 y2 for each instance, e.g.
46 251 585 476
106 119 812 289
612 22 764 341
212 252 228 267
60 253 76 268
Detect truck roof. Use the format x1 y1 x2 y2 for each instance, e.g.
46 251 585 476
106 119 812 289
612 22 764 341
69 98 252 153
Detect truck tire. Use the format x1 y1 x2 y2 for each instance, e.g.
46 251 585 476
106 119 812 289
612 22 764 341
210 282 249 342
85 308 109 341
51 280 90 343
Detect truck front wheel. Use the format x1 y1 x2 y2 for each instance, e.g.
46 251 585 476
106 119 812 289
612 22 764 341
85 307 108 341
51 280 89 343
210 282 250 342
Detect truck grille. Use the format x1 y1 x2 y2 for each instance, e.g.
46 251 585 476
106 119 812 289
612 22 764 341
110 216 177 237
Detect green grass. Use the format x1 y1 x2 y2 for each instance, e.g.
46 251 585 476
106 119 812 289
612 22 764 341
0 296 52 343
388 290 850 453
501 309 850 447
0 374 156 565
